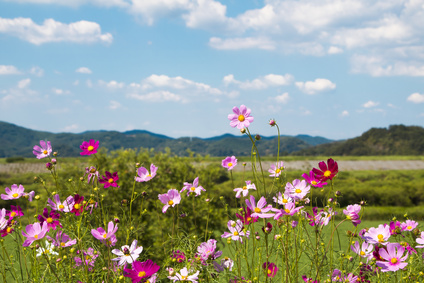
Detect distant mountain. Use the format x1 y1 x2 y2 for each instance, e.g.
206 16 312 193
292 125 424 156
0 121 334 157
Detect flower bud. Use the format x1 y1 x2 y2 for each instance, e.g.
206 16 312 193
80 177 84 181
269 119 276 126
142 191 147 197
136 162 141 168
335 191 341 196
114 217 120 223
51 158 57 164
45 162 53 170
255 134 261 141
240 128 246 134
35 195 40 200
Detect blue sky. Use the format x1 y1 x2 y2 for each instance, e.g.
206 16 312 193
1 0 423 140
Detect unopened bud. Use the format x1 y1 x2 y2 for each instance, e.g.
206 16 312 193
51 158 57 164
269 119 276 126
240 128 246 134
45 162 53 170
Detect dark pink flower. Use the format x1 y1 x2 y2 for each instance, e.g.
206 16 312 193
171 250 186 263
302 170 328 188
70 194 84 216
312 158 338 182
80 139 99 156
263 262 278 277
123 259 160 283
6 205 24 219
99 171 120 188
38 208 61 230
235 206 258 225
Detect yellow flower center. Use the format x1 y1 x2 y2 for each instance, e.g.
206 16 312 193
285 209 290 214
181 276 187 280
46 217 53 223
74 204 80 210
242 186 247 190
168 200 174 205
311 181 317 185
108 178 114 183
275 168 281 173
85 255 91 260
324 170 331 177
391 258 398 264
360 251 365 256
407 226 412 230
283 198 288 203
233 231 239 236
138 271 146 277
10 211 16 217
295 189 302 194
254 207 261 213
238 115 245 122
190 187 196 191
227 162 233 167
247 217 251 222
59 204 65 209
43 150 48 154
6 227 12 233
87 145 94 151
12 193 19 198
103 234 107 239
34 235 38 239
61 242 66 247
377 234 384 242
268 269 272 274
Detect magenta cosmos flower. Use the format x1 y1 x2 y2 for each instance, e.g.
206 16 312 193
135 164 157 182
228 105 254 129
37 208 61 230
376 243 408 272
7 205 24 219
47 194 73 212
268 161 284 177
74 248 98 270
70 194 84 216
222 156 237 170
302 170 328 188
181 177 206 196
263 262 279 278
80 139 99 155
234 180 256 198
22 222 49 246
312 158 338 182
124 259 160 283
99 171 120 188
168 267 199 282
112 239 143 266
91 221 118 246
1 184 25 200
235 206 258 225
158 189 181 213
33 140 52 159
245 195 275 218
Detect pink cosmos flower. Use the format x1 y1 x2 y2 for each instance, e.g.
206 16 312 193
47 230 76 248
37 208 61 230
196 239 222 262
401 220 418 232
415 231 424 248
171 250 186 263
6 205 24 219
124 259 160 283
285 179 310 200
263 262 278 278
47 194 73 212
181 177 206 196
158 189 181 213
318 207 337 226
376 243 408 272
312 158 338 182
302 170 328 188
214 257 234 272
0 209 7 231
343 204 362 226
85 166 99 184
135 164 157 182
221 220 250 243
74 248 98 270
222 156 237 170
234 180 256 198
23 190 35 202
99 171 120 188
245 195 275 218
274 202 304 219
80 139 99 155
351 241 374 261
268 161 284 177
22 222 49 246
235 206 258 225
362 224 391 245
389 220 402 235
1 184 25 200
112 239 143 266
168 267 200 282
33 140 52 159
228 105 254 129
91 221 118 246
273 191 293 206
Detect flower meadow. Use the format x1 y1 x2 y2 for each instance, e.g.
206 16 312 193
1 106 424 282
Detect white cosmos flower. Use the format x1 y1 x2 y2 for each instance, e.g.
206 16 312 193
111 239 143 266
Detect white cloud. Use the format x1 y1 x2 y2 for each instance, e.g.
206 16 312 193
63 124 79 132
76 67 92 74
18 78 31 89
341 110 349 116
295 78 336 94
2 0 129 8
30 66 44 77
223 73 293 89
328 46 343 54
109 100 122 110
98 80 125 89
407 92 424 104
0 65 21 75
52 88 70 95
363 100 379 108
127 90 184 102
0 17 113 45
274 92 290 104
129 0 191 25
209 37 276 50
86 80 93 88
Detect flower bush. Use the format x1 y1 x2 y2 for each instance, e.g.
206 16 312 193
0 105 424 282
